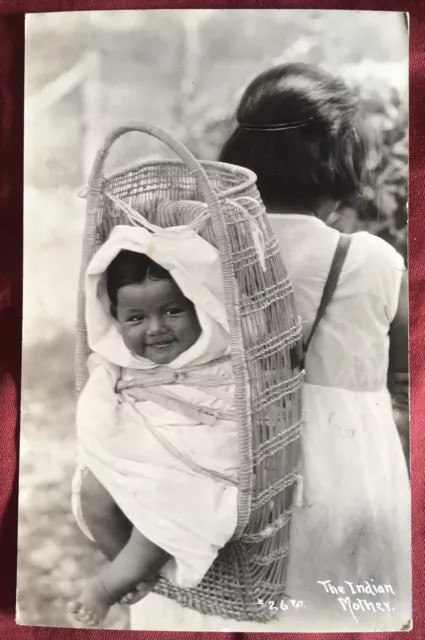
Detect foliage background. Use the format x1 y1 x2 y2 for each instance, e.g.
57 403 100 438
19 9 408 629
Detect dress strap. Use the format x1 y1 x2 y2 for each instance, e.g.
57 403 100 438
304 233 352 355
291 233 352 369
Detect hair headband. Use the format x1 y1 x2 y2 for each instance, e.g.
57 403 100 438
237 117 314 132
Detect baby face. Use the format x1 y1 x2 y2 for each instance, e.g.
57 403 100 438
115 277 202 365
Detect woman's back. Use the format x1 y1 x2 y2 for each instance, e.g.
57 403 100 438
269 212 411 630
269 214 404 391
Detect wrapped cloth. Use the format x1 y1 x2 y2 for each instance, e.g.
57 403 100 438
72 223 239 588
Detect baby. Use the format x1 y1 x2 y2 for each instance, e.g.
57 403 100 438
69 224 239 627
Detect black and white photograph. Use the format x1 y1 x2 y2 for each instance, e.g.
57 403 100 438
18 9 410 632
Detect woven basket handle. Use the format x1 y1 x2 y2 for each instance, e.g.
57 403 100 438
87 122 222 220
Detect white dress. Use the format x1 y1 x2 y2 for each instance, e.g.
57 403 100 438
130 214 411 632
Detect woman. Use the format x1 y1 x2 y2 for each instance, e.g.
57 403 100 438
217 63 411 631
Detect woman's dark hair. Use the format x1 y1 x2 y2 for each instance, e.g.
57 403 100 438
219 63 370 211
106 250 171 309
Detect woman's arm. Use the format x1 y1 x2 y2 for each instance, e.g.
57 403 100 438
388 270 409 466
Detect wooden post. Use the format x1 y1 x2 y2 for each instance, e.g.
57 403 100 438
25 55 90 122
81 49 102 182
178 12 204 150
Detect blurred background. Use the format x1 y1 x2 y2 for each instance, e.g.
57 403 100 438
19 10 408 629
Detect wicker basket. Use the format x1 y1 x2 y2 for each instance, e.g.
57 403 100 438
76 123 304 623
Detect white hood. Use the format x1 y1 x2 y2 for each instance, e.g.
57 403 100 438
85 224 231 370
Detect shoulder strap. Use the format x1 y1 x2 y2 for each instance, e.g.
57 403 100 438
303 233 352 357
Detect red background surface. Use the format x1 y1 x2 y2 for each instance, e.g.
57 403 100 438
0 2 422 639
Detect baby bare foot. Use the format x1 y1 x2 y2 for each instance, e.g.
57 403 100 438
68 578 112 628
119 577 158 606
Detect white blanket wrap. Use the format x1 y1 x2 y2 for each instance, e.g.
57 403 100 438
72 224 239 588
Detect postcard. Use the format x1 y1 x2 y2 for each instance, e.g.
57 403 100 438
18 9 410 632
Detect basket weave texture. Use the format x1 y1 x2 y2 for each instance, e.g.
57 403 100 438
76 124 304 623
